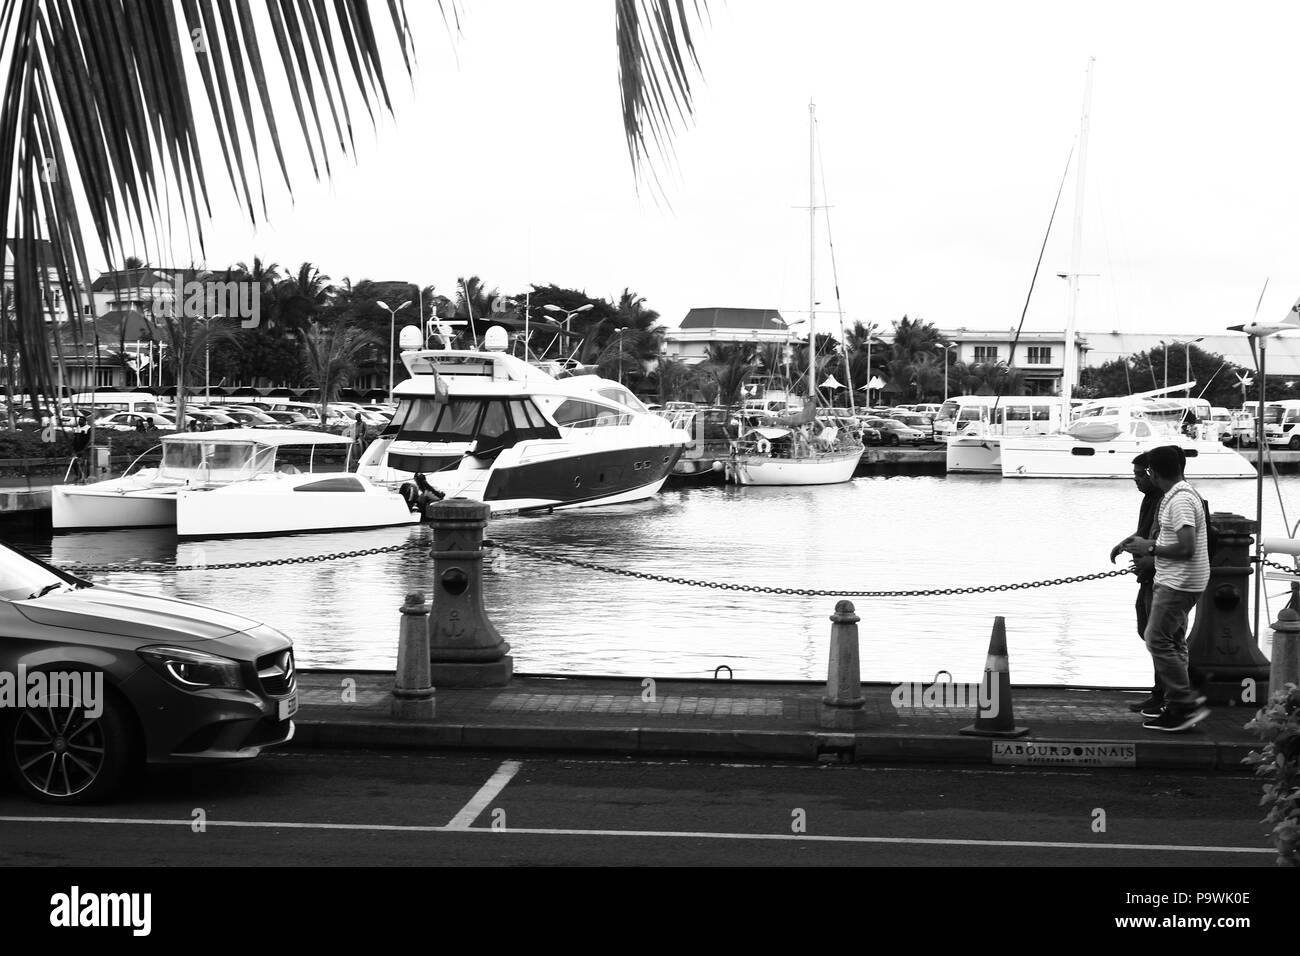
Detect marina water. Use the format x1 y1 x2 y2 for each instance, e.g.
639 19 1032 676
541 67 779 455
9 474 1296 687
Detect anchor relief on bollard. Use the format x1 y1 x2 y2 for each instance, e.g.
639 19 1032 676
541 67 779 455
392 592 436 719
820 600 865 731
426 498 513 687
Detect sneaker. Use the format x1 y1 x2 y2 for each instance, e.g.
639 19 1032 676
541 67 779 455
1128 695 1162 716
1143 704 1210 732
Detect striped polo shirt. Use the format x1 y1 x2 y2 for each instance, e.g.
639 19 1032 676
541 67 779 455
1154 480 1210 592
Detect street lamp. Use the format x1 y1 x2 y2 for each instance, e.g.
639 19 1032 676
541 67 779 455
1171 337 1204 385
377 299 412 400
934 341 958 401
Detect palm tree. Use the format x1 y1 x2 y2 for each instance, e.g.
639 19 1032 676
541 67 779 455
301 325 380 425
1 2 706 402
702 343 758 409
278 262 334 337
650 357 699 405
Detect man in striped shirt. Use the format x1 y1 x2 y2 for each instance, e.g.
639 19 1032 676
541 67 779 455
1121 444 1211 732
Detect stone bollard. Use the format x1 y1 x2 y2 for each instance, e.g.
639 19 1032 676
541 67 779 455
392 592 436 719
1270 607 1300 696
1188 513 1271 705
820 600 865 730
426 498 513 687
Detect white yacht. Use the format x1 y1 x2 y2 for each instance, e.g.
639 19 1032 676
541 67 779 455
52 429 418 536
937 395 1071 474
356 346 689 513
997 397 1255 479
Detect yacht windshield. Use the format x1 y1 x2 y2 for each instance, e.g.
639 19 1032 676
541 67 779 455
160 441 272 480
393 397 560 445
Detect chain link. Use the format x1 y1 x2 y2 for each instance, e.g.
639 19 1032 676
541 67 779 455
61 536 1142 596
485 540 1135 598
65 541 426 574
1261 557 1299 575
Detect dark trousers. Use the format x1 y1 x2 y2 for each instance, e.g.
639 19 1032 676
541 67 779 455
1135 580 1164 700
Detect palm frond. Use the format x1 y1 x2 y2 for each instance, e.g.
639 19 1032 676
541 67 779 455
0 0 427 403
616 0 707 191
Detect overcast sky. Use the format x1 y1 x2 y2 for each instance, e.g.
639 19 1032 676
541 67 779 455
169 1 1300 339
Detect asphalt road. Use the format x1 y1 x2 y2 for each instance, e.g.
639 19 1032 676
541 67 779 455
0 748 1276 868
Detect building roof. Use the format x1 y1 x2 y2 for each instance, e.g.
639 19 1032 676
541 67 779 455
679 308 788 331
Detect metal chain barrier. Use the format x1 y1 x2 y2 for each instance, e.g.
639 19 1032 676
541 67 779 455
1261 557 1299 575
484 540 1135 598
64 541 426 574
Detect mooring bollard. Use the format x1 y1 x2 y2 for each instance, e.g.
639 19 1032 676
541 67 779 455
426 497 513 687
820 600 865 730
1187 513 1270 704
1270 607 1300 696
392 592 436 719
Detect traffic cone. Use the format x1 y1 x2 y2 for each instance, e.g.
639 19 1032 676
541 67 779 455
959 616 1030 738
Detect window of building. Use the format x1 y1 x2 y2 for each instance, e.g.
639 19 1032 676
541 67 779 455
1027 346 1052 364
973 346 999 363
95 366 115 388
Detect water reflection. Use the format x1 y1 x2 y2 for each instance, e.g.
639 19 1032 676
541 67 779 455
10 473 1296 685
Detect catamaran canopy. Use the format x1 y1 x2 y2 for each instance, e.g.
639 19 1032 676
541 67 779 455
162 428 351 447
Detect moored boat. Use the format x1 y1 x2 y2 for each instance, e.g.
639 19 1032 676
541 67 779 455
357 345 689 512
52 429 419 536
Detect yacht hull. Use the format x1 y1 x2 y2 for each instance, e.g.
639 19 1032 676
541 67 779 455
945 435 1002 474
998 436 1255 478
51 486 177 530
727 449 861 486
174 481 418 538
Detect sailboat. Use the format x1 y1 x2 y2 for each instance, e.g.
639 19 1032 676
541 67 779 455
726 102 863 487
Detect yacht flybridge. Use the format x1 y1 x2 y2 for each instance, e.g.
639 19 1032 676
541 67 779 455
357 347 689 513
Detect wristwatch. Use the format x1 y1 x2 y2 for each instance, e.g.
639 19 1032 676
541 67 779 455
1146 543 1156 556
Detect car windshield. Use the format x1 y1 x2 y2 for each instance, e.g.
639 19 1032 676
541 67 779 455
0 542 74 602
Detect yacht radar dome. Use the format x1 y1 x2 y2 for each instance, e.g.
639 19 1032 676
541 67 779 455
399 325 423 350
483 326 509 351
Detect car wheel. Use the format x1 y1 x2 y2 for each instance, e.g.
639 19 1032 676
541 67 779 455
4 689 136 804
889 434 900 446
1289 436 1300 451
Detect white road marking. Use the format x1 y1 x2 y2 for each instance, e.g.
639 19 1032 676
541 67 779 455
0 816 1270 854
445 759 522 829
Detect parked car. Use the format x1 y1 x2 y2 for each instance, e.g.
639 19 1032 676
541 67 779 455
221 408 287 429
0 539 297 803
265 411 312 427
887 412 936 440
92 412 176 433
863 417 927 445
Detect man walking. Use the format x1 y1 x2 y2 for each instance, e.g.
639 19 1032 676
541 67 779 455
1122 444 1211 732
1109 452 1164 716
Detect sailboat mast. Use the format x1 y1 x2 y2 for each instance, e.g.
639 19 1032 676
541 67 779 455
809 100 816 412
1063 57 1094 403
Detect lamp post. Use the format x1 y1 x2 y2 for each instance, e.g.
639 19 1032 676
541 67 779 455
1171 337 1204 385
542 303 594 360
934 341 957 401
377 299 412 401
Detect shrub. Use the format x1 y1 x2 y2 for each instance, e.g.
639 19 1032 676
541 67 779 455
1244 681 1300 866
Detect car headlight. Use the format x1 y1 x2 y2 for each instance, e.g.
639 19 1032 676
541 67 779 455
139 646 246 690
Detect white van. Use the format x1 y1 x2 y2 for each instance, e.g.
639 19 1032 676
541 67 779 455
1265 400 1300 449
69 391 159 415
933 395 1069 438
